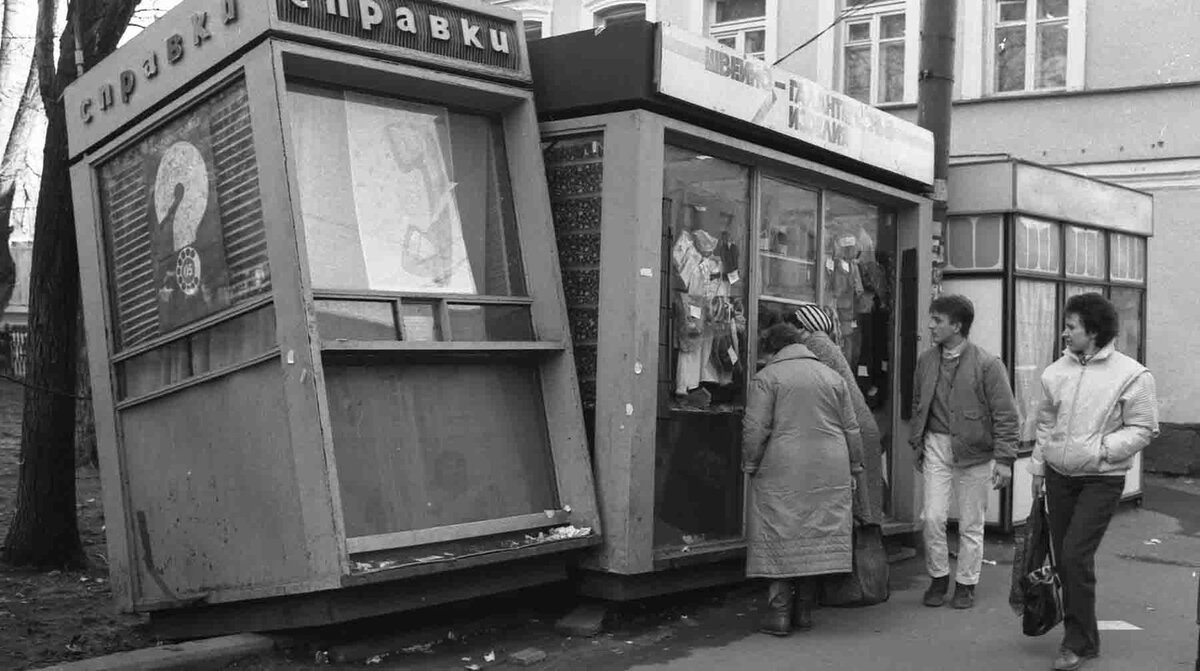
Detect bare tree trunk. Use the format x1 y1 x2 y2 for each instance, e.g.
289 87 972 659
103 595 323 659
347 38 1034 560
2 0 139 569
0 0 38 140
0 56 40 318
75 305 95 469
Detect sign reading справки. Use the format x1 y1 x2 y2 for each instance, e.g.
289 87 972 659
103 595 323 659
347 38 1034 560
657 26 934 186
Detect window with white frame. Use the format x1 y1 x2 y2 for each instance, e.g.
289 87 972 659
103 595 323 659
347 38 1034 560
993 0 1069 93
707 0 767 61
594 2 646 27
841 2 906 104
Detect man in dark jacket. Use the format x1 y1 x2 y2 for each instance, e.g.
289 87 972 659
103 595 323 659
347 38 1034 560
910 294 1018 609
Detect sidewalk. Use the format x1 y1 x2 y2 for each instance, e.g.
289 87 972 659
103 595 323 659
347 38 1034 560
627 475 1200 671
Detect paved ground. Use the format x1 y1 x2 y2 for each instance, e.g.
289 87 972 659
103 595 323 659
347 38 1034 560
232 474 1200 671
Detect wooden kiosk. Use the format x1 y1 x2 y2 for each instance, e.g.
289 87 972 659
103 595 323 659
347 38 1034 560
944 156 1152 531
64 0 600 635
529 23 935 596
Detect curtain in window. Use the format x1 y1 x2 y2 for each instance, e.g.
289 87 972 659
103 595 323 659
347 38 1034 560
1014 280 1057 444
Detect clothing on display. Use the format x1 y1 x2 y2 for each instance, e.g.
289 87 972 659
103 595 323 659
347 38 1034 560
671 225 741 399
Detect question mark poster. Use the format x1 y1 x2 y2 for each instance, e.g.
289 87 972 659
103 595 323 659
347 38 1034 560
144 115 229 331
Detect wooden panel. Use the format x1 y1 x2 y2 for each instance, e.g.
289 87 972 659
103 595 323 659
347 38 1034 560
71 162 135 611
249 44 348 582
1015 162 1154 235
588 111 666 574
503 99 603 538
346 511 569 553
118 360 311 607
947 160 1015 214
323 362 558 538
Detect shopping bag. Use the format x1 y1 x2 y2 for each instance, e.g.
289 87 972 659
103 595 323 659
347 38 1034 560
1014 494 1064 637
820 524 890 607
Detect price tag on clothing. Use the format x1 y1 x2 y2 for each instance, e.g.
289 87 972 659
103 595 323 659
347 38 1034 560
727 270 740 285
728 347 739 365
858 365 869 377
840 260 850 272
825 258 835 271
688 304 702 319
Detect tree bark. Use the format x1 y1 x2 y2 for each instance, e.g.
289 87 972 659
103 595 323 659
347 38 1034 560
2 0 140 569
0 55 41 319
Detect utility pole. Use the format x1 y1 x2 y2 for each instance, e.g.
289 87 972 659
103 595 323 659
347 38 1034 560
916 0 957 297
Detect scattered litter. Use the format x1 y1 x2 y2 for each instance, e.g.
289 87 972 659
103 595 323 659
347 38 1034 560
414 555 450 563
465 665 481 671
1146 606 1156 612
313 650 330 664
509 647 547 666
65 643 83 653
981 559 997 566
365 655 384 665
1144 538 1162 546
625 641 633 645
79 576 90 582
682 534 706 544
1184 479 1195 485
484 651 496 662
462 657 472 662
401 642 435 654
525 525 592 543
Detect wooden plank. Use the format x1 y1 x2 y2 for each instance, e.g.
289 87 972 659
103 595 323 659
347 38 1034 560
575 560 747 602
322 362 559 539
117 360 316 609
71 162 136 611
319 340 562 352
588 110 666 574
247 43 349 584
342 535 597 587
503 97 604 543
114 349 281 410
346 512 570 554
110 295 274 363
148 556 568 640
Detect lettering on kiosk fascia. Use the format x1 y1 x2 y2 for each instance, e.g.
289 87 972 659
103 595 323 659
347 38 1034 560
79 0 238 125
76 0 521 126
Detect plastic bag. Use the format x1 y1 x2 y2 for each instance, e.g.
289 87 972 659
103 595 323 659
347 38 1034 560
1010 494 1064 636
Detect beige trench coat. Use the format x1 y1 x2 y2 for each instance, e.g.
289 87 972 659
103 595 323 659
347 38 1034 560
742 344 864 578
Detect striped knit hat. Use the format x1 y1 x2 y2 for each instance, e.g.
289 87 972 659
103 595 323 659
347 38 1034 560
790 303 835 336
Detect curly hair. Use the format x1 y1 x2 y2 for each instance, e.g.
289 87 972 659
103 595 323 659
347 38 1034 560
1065 292 1119 349
930 294 975 337
759 323 804 356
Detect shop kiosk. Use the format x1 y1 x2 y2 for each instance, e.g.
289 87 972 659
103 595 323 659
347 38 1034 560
530 23 936 596
944 155 1152 531
65 0 600 636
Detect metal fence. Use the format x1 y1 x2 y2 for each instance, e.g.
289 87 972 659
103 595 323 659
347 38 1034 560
0 324 28 379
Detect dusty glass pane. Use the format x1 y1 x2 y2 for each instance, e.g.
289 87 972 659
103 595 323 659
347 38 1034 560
1014 280 1057 445
1110 287 1143 361
524 20 542 42
845 44 872 102
995 25 1027 91
1065 226 1106 279
999 0 1027 22
1039 0 1068 20
759 178 818 304
881 13 905 39
714 0 766 23
1014 216 1060 273
847 20 871 42
744 29 766 58
1036 22 1068 88
287 83 526 297
446 304 534 341
717 36 736 49
879 41 906 102
315 300 396 340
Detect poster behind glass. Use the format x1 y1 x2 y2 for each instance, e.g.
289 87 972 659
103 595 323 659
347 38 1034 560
654 146 749 550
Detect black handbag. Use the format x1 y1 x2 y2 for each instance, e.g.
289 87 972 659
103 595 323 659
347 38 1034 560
820 523 890 607
1016 494 1064 637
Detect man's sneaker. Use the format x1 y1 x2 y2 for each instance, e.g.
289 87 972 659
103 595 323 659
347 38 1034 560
1052 648 1084 670
950 582 975 609
922 575 950 607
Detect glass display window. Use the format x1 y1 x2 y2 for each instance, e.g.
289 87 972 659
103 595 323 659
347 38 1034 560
1014 215 1060 274
758 177 818 306
1110 286 1144 361
654 146 750 550
945 214 1003 271
1065 225 1106 280
287 81 534 343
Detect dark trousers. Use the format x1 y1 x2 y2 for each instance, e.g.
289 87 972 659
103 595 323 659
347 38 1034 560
1045 468 1126 656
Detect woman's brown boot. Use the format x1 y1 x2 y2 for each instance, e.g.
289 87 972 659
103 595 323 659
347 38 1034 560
758 580 793 636
792 577 815 630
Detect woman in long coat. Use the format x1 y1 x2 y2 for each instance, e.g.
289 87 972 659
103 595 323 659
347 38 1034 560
743 324 864 636
787 304 885 526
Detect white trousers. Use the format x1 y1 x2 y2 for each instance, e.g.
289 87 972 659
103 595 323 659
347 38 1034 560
921 433 992 585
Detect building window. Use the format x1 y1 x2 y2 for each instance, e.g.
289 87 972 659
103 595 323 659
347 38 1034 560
594 3 646 27
993 0 1069 92
524 19 543 42
842 4 906 104
708 0 767 60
